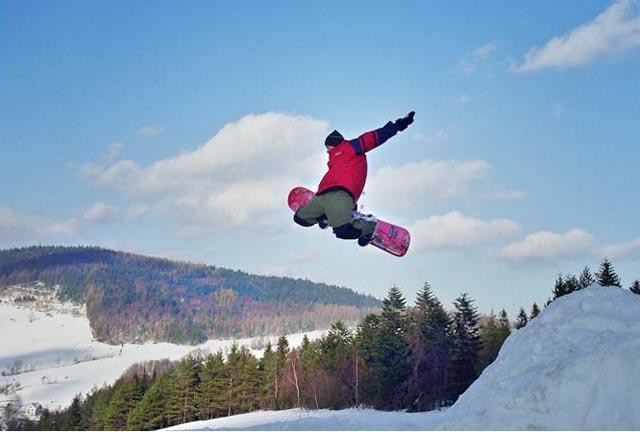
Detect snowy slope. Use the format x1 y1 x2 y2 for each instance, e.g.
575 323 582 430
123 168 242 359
0 303 325 411
168 285 640 431
433 284 640 430
164 408 444 431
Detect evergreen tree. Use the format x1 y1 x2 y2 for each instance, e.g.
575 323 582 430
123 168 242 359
354 313 381 408
498 309 510 332
407 282 452 411
104 375 146 430
275 335 290 409
552 274 568 299
298 335 321 409
127 371 174 430
530 303 540 320
196 352 227 420
448 293 482 403
579 266 595 289
62 394 82 430
225 344 242 416
237 346 260 413
168 355 201 425
514 308 528 329
596 258 622 287
479 311 508 372
564 275 580 295
374 286 409 409
630 280 640 295
319 321 355 409
257 342 277 410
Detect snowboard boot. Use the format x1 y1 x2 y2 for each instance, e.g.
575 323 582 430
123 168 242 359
357 232 374 247
318 216 329 230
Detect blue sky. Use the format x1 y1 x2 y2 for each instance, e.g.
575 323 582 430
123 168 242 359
2 0 639 316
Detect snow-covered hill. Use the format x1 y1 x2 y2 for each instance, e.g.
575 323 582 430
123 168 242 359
168 285 640 430
0 300 325 411
433 284 640 430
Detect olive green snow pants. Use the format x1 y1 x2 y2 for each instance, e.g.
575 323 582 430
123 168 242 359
294 189 376 239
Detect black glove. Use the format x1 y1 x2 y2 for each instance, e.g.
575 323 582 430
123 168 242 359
395 111 415 132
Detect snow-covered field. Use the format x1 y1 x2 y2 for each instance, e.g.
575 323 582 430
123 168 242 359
168 285 640 431
0 301 325 411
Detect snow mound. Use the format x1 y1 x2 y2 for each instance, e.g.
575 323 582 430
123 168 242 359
434 285 640 430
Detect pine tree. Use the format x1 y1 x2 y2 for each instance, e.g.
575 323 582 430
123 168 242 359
630 280 640 295
498 309 510 331
62 394 83 430
596 258 622 287
552 274 568 300
298 335 321 409
354 314 381 408
127 371 174 430
408 282 452 410
579 266 595 289
374 286 409 409
257 342 277 410
196 352 227 420
168 355 201 425
319 321 355 409
514 308 528 329
237 347 260 413
448 293 482 403
104 376 145 430
479 311 505 372
275 336 290 409
564 275 580 295
530 303 540 319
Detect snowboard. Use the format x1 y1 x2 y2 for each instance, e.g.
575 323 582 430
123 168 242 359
288 186 411 257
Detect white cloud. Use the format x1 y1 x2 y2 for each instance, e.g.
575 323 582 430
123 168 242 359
600 236 640 260
84 112 329 232
411 211 521 252
78 162 104 179
0 206 80 242
137 126 166 137
363 160 491 210
516 0 640 72
460 41 499 73
498 228 597 261
83 202 120 224
104 142 124 162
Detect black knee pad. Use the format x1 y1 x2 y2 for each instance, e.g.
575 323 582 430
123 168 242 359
333 223 362 240
293 213 315 227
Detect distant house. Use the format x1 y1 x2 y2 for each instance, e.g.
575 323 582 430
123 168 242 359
19 403 43 422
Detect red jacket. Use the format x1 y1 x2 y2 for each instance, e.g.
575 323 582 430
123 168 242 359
317 121 398 201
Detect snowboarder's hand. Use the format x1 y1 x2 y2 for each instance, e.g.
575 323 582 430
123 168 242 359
395 111 415 132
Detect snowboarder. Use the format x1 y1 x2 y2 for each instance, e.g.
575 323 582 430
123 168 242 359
293 111 415 246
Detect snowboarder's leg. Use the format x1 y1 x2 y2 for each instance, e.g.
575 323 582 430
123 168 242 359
293 196 327 227
321 190 373 241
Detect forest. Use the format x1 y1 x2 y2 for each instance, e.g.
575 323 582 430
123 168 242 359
0 246 379 344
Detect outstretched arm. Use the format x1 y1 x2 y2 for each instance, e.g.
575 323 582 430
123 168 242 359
349 111 415 154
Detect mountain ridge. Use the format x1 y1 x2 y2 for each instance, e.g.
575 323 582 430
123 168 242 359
0 246 380 344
